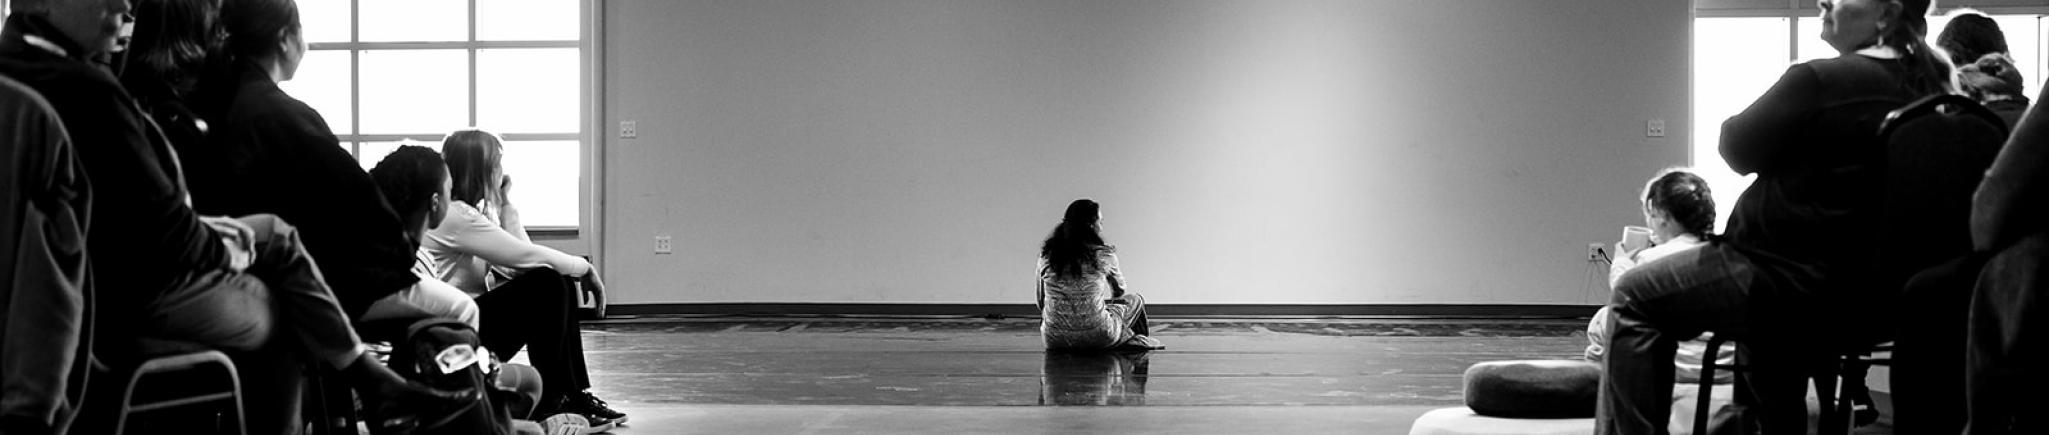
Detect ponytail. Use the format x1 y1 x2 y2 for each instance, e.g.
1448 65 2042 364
1881 4 1957 97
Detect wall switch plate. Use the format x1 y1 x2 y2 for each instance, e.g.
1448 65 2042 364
1646 118 1666 137
654 235 672 254
620 120 638 139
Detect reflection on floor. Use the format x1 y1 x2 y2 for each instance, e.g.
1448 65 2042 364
573 317 1589 434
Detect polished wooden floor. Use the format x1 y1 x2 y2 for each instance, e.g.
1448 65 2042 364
562 317 1589 434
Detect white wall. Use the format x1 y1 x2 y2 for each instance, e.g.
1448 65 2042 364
600 0 1691 305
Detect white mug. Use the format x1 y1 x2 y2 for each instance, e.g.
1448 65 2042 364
1621 226 1654 252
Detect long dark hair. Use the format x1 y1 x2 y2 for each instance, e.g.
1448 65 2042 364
1875 0 1957 96
1643 169 1716 239
1040 199 1114 278
442 129 505 208
125 0 219 94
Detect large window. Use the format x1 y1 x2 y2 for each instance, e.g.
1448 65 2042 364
286 0 586 228
1693 8 2048 230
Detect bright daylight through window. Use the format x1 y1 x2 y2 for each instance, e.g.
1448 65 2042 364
285 0 586 228
1693 10 2048 231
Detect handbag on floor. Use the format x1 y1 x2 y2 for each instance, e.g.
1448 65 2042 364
372 318 516 435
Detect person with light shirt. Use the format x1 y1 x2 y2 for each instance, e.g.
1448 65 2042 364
421 128 625 426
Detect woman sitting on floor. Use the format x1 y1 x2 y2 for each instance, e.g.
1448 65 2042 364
1038 199 1163 351
1587 168 1734 384
417 129 627 426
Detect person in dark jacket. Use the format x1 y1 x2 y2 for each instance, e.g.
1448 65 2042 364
0 1 472 434
187 0 478 329
1593 1 1955 434
0 73 91 435
1964 82 2049 435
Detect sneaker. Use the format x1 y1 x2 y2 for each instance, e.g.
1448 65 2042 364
555 390 628 425
540 413 617 435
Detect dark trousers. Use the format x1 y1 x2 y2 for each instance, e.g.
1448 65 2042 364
1891 255 1979 435
1595 241 1822 435
1965 232 2049 435
476 267 590 404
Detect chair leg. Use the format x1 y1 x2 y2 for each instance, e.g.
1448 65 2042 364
1814 357 1842 435
1696 336 1727 435
115 352 247 435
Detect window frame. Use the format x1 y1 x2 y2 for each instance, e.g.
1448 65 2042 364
304 0 595 236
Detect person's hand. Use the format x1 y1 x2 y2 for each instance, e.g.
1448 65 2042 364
201 216 256 272
496 174 514 208
580 269 607 319
1611 238 1637 262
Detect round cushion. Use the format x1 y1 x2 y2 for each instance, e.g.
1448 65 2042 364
1408 407 1594 435
1462 360 1602 418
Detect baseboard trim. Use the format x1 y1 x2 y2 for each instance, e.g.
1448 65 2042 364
606 303 1601 319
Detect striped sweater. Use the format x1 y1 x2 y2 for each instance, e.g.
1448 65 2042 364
1038 252 1134 349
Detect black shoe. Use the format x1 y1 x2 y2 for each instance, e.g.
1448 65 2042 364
554 390 628 424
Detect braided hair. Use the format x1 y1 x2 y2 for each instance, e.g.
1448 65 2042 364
1643 169 1716 239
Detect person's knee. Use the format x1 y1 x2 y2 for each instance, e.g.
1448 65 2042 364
237 213 303 246
523 266 566 282
454 296 481 329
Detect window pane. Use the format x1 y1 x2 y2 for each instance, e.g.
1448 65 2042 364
500 141 580 227
478 0 579 41
359 0 467 42
1796 17 1836 64
1991 15 2044 98
357 140 445 171
279 50 353 135
477 48 579 134
359 49 468 135
1694 17 1789 232
299 0 351 43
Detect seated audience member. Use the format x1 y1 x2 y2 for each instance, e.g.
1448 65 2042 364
0 74 90 435
1586 169 1733 384
1937 10 2030 126
415 129 626 425
1038 199 1163 351
1595 1 1955 434
368 145 591 432
188 0 477 328
367 144 455 288
1965 84 2049 435
0 2 472 434
117 0 213 163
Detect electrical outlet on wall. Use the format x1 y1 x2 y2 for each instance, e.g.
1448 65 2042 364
620 120 638 139
1646 118 1666 137
1587 242 1607 262
654 235 673 254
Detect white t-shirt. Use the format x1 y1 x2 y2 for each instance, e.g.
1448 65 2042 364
420 201 591 296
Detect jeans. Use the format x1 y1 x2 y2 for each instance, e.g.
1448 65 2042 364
142 214 367 434
146 214 363 368
1595 241 1822 435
